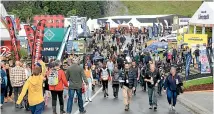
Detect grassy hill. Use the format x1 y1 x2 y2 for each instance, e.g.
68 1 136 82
121 1 202 17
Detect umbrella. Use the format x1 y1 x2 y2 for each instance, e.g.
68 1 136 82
93 55 104 61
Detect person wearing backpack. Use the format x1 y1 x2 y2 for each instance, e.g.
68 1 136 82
1 61 8 109
100 63 110 98
164 66 182 111
112 65 120 98
16 60 46 114
48 60 68 114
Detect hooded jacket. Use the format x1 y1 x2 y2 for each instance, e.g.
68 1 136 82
16 73 44 106
16 61 46 106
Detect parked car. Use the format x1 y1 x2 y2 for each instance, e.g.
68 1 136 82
159 33 177 42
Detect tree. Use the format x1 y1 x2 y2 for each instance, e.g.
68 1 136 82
43 6 49 15
21 7 33 23
67 9 77 16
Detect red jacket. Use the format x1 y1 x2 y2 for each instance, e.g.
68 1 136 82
48 69 68 91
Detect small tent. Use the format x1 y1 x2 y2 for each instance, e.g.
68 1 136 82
128 18 141 27
105 18 118 28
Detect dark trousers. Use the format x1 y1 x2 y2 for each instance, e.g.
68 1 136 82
14 86 23 106
29 102 44 114
112 84 119 97
167 89 177 106
140 77 146 91
5 82 13 97
102 80 108 94
1 87 6 104
51 91 64 111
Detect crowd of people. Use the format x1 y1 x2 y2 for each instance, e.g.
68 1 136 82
0 29 186 114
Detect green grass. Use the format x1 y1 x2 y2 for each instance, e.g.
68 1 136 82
121 1 202 17
184 77 213 89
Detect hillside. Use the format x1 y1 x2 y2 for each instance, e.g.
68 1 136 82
121 1 202 17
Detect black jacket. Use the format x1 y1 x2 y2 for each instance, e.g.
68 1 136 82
119 69 137 89
145 69 161 88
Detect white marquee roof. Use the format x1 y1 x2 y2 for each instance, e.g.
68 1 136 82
189 2 214 26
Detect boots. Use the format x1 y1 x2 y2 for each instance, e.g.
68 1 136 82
60 105 66 114
53 106 57 114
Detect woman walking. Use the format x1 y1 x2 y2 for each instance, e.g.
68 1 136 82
164 66 182 111
84 64 93 102
48 60 68 114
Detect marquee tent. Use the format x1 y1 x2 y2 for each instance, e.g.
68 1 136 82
105 18 118 28
128 18 141 27
189 2 214 27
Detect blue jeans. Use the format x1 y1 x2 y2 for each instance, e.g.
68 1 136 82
1 88 6 104
167 89 177 106
67 88 84 114
29 102 44 114
195 56 200 71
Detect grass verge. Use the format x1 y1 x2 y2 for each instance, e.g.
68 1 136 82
184 76 213 89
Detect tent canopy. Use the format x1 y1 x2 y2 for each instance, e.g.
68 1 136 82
106 18 118 28
189 2 214 26
128 18 141 27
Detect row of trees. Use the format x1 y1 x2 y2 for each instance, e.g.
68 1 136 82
2 1 106 23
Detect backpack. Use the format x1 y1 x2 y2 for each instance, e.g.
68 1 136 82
0 69 7 88
101 68 110 80
48 69 59 86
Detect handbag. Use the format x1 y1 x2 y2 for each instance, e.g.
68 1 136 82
82 82 86 93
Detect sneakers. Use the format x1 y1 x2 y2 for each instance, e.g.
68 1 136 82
88 98 92 102
169 104 172 110
4 98 8 103
85 98 88 102
124 105 129 111
172 106 175 111
80 110 86 114
154 106 157 110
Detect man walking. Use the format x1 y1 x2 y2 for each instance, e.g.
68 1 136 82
66 58 88 114
130 61 139 96
120 62 137 111
10 61 26 108
144 63 161 111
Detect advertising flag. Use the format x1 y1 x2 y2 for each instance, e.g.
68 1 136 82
200 46 211 74
70 16 78 40
5 16 20 60
24 25 35 55
81 17 87 37
32 19 46 69
185 53 192 79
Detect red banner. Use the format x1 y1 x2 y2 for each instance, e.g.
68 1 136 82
24 25 35 55
32 19 46 69
15 18 21 32
5 16 20 61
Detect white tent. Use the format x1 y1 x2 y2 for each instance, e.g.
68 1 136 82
128 18 141 27
189 2 214 26
0 3 8 17
105 18 118 28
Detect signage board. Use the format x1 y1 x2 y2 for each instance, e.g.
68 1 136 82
42 42 62 56
179 18 190 26
184 34 208 47
44 28 65 42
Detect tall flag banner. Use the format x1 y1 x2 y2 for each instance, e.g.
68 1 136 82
81 17 87 37
185 53 192 80
200 46 211 74
32 19 46 69
24 25 35 55
15 18 21 32
70 16 78 40
5 16 20 61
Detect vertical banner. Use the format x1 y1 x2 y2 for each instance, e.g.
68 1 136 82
24 25 35 55
32 19 46 69
15 18 21 32
200 46 211 74
81 17 87 37
66 40 73 54
70 16 78 40
185 53 192 80
5 16 20 61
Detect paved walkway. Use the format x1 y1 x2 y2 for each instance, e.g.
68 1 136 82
178 91 213 114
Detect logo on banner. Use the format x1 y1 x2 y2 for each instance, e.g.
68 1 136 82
0 46 11 56
44 29 55 41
